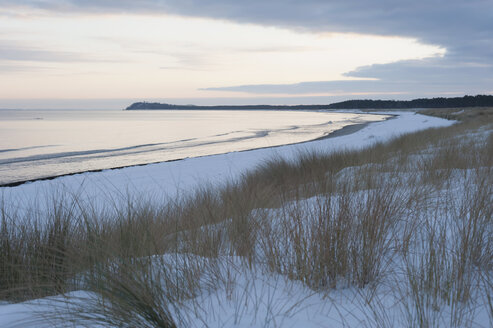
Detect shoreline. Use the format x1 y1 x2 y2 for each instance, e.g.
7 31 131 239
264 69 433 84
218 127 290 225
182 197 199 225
0 116 392 188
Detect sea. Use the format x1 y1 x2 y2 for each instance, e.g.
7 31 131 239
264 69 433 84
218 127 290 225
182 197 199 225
0 109 385 186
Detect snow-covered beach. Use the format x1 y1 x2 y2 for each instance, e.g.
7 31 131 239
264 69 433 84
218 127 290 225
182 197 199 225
4 0 493 326
1 110 491 328
2 112 450 211
0 110 386 187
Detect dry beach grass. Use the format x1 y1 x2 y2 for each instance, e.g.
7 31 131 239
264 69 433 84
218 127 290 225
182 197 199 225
0 109 492 327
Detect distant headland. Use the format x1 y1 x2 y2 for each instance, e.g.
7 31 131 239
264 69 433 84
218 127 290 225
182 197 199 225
125 103 330 110
126 94 493 110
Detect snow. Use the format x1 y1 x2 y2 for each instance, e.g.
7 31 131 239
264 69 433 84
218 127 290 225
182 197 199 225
0 257 372 328
4 111 484 328
3 254 490 327
1 112 454 213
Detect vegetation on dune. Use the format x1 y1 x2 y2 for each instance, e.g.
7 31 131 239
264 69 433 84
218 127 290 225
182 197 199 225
0 108 492 327
328 95 493 109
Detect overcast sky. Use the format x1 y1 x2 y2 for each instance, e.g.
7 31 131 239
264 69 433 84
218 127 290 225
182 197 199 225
0 1 491 108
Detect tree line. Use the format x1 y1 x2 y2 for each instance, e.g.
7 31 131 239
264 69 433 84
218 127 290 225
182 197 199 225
126 95 493 110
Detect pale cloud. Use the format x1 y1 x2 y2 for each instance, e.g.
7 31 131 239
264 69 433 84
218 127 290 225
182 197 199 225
1 0 491 102
0 40 100 62
0 63 52 73
0 12 445 100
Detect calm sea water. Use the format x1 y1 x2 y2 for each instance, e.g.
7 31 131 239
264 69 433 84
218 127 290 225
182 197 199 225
0 109 386 185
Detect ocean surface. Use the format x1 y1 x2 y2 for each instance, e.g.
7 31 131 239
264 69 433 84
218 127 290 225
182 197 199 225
0 109 386 185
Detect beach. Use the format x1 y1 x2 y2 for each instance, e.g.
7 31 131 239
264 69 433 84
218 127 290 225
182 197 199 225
2 110 492 328
1 111 451 214
0 110 387 187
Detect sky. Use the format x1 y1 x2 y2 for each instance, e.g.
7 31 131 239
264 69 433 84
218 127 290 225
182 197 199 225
0 0 492 108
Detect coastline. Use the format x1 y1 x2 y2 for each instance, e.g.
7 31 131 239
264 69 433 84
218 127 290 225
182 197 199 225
0 111 488 328
0 112 454 221
314 121 371 141
0 115 392 188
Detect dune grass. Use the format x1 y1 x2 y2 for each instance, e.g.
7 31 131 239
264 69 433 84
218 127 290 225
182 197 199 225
0 111 492 327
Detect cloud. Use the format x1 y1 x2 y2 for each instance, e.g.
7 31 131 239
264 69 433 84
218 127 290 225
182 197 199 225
0 40 126 72
0 63 52 73
7 1 490 54
345 58 493 84
2 1 492 96
0 41 89 62
204 56 493 96
0 40 93 73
